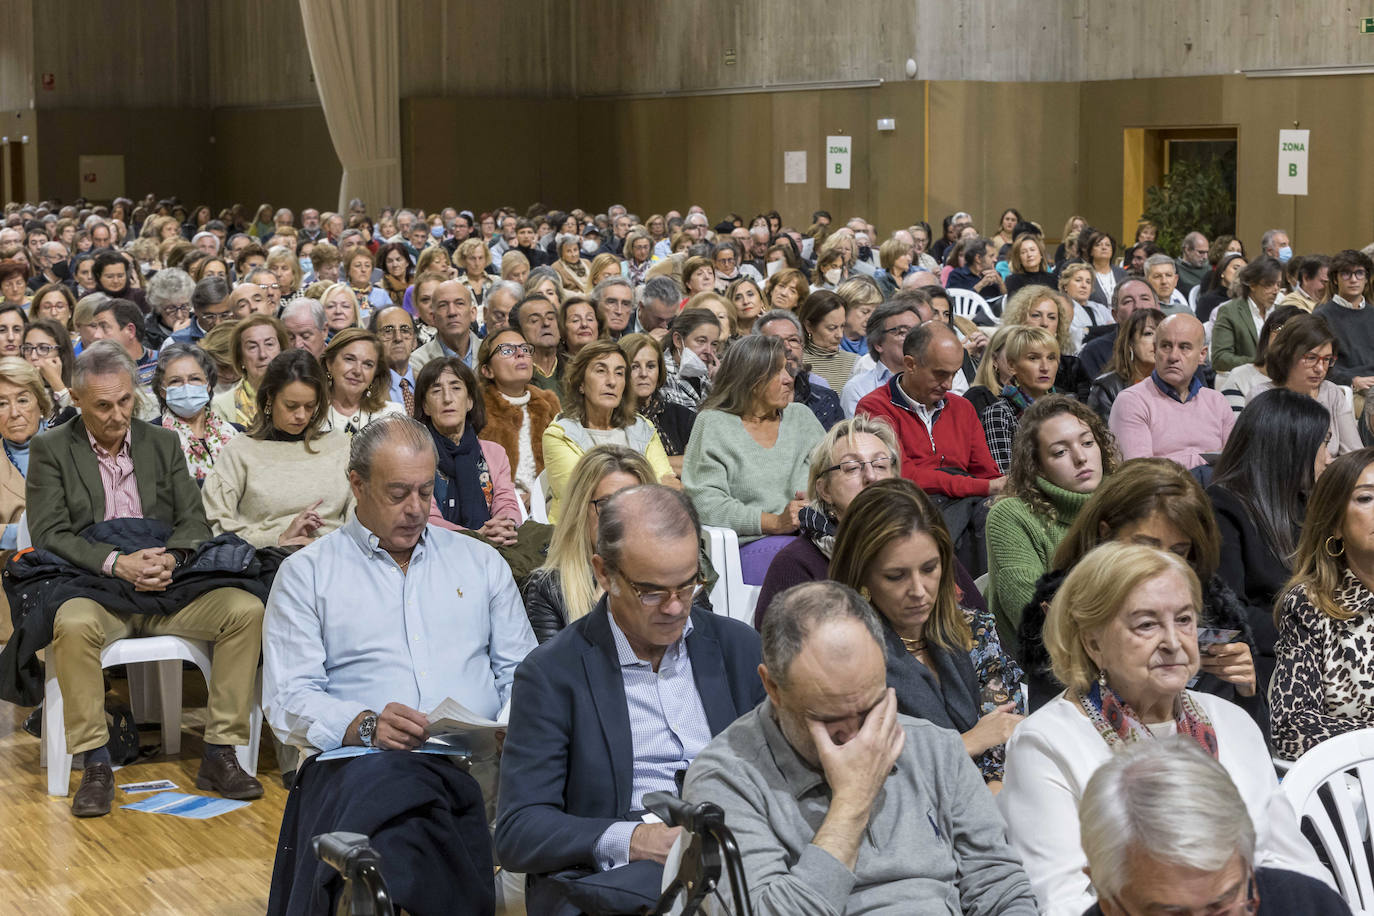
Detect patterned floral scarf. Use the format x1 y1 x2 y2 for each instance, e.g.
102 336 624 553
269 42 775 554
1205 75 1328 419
999 383 1055 417
1075 680 1219 758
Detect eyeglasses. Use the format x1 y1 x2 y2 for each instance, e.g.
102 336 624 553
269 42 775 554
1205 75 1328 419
824 457 894 477
1340 270 1369 281
1300 352 1336 369
161 304 190 318
378 326 416 340
494 343 533 358
21 343 57 357
611 566 704 609
1108 866 1257 916
257 282 280 291
884 324 916 337
199 311 230 326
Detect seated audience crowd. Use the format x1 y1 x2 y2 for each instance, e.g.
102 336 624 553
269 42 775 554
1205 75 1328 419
0 194 1365 916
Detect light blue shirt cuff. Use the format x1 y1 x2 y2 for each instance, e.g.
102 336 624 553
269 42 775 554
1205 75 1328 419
305 703 367 753
0 523 17 550
593 820 638 871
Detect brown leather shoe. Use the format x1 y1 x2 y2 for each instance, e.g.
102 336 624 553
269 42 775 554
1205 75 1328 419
71 762 115 817
195 745 264 800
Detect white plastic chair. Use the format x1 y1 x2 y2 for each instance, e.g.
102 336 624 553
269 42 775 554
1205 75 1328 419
947 288 999 325
702 526 759 626
1187 283 1200 314
529 470 549 525
15 509 29 549
1280 728 1374 912
42 635 262 796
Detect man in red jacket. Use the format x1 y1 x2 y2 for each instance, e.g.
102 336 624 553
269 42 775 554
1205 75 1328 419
856 322 1003 576
856 322 1005 498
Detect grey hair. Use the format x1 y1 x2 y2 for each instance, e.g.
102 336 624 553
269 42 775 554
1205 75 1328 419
864 301 924 357
192 276 231 313
1079 739 1255 902
1260 228 1288 253
751 308 803 339
1182 231 1208 250
280 297 327 330
1142 253 1176 275
145 267 195 309
555 233 581 252
642 276 682 307
592 275 634 305
596 484 701 568
488 279 524 305
761 581 884 686
347 414 436 481
152 342 218 410
72 339 138 392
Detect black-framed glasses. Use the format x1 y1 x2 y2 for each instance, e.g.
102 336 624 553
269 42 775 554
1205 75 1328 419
378 326 416 340
1340 269 1369 281
611 566 704 609
21 343 57 357
161 304 190 318
824 457 894 477
494 343 533 359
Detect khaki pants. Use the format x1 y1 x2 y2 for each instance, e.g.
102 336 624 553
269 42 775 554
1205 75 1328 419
51 587 265 754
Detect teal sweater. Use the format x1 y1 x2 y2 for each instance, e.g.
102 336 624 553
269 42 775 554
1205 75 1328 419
682 404 825 543
985 478 1091 656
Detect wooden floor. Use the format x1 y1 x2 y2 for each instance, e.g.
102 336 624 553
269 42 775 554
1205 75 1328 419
0 671 288 915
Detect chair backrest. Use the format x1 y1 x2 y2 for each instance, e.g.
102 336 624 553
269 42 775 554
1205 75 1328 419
1280 728 1374 911
1187 283 1200 313
702 525 760 625
529 470 549 525
947 288 999 325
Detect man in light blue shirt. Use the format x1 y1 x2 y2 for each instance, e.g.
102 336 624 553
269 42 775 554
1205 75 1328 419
842 299 926 417
263 415 535 755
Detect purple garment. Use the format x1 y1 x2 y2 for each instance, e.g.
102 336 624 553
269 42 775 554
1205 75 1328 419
401 284 418 317
739 536 795 587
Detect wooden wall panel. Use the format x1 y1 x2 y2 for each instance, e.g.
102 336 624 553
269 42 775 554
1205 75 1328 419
399 0 574 99
208 0 316 108
0 0 34 112
572 0 1374 95
36 108 212 204
209 107 339 212
32 0 209 108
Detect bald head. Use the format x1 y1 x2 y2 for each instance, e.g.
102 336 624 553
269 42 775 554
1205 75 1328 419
1158 313 1204 345
1154 313 1207 395
903 269 938 290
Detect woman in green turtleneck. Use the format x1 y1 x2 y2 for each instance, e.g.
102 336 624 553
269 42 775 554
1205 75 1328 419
985 395 1120 655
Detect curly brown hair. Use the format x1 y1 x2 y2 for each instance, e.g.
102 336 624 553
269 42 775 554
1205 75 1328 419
998 394 1120 529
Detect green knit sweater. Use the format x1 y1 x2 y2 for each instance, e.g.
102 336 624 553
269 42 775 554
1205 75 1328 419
985 478 1091 656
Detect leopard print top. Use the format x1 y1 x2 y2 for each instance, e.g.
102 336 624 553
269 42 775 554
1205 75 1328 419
1270 570 1374 761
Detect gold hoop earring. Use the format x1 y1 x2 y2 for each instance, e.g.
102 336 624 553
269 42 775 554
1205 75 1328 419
1326 536 1346 558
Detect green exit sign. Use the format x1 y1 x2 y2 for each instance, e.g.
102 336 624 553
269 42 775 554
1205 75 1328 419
1362 16 1374 33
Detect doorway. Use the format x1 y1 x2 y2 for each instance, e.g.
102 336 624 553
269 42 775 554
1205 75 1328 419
1122 127 1237 249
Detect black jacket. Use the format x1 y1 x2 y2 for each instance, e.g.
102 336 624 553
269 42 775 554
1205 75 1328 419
1207 482 1290 691
0 518 275 704
1088 371 1127 421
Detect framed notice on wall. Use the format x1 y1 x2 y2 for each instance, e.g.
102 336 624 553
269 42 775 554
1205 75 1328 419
1277 130 1309 196
825 136 851 189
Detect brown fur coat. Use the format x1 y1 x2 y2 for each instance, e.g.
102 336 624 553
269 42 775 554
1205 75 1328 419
481 383 561 475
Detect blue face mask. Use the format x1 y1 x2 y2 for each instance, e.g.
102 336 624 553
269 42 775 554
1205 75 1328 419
165 383 210 419
431 226 444 238
299 257 313 274
1278 245 1293 263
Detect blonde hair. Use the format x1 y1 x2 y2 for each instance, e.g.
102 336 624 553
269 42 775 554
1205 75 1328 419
1045 542 1202 692
318 282 361 329
1057 262 1093 296
0 356 52 417
685 290 735 336
539 446 657 623
265 247 302 293
1002 284 1073 354
1001 324 1060 366
806 416 901 506
973 324 1017 391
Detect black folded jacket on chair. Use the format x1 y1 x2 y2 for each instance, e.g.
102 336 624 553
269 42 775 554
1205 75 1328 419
267 750 495 916
0 519 276 705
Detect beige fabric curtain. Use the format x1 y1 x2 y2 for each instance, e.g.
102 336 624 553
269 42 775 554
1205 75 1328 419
298 0 402 214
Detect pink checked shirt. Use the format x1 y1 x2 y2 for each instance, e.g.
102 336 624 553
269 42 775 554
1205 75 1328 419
87 428 143 574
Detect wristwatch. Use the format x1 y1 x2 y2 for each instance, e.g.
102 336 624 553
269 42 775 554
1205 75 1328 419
357 711 379 748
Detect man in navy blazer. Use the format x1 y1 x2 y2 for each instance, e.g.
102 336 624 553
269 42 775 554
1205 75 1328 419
495 485 765 916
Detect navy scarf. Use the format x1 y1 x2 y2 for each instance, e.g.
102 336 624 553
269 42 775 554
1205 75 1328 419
430 425 492 530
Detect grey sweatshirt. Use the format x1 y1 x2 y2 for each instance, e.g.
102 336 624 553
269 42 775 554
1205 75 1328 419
683 700 1038 915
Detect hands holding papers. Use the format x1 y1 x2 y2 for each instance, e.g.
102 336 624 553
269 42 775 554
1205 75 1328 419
425 696 511 756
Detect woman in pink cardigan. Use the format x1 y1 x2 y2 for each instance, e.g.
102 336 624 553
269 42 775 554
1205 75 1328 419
413 356 522 548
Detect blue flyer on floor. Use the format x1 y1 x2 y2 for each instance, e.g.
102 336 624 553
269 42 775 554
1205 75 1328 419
122 791 250 819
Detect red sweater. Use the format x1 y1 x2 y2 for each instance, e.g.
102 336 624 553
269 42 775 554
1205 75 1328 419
856 376 1000 498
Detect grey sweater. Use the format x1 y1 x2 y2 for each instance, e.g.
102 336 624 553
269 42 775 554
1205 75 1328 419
683 700 1038 915
1314 298 1374 386
682 404 824 542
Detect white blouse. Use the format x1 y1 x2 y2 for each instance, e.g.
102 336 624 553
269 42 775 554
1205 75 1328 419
997 690 1331 915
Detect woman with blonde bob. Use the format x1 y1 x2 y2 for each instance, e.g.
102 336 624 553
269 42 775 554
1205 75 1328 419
962 323 1017 419
998 541 1329 915
521 446 661 643
829 478 1025 786
455 237 494 305
1001 284 1091 397
979 325 1061 473
1271 447 1374 761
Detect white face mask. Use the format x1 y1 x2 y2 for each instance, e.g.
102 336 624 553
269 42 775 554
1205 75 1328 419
679 345 710 380
581 239 599 255
824 268 842 285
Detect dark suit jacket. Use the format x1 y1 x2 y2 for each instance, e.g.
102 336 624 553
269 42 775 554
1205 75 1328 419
1089 265 1128 306
26 417 210 573
494 599 764 879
